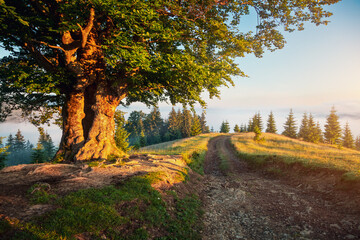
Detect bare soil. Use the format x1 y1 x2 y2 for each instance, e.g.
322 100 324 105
0 154 188 221
201 135 360 240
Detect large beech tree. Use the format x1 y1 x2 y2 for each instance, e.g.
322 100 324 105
0 0 340 162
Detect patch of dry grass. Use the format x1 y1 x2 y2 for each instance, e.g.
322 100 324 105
134 133 222 156
231 133 360 179
134 133 223 174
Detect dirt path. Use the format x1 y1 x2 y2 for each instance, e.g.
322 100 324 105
201 135 360 240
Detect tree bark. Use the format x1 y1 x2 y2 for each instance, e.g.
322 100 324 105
57 81 125 162
55 14 126 162
75 82 123 161
57 91 86 161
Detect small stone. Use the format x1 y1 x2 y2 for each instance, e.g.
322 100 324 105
300 229 312 236
345 234 356 239
329 224 341 230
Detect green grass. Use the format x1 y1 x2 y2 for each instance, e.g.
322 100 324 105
135 133 221 155
28 183 58 204
1 134 221 239
135 133 221 175
231 133 360 180
217 151 230 175
1 173 203 240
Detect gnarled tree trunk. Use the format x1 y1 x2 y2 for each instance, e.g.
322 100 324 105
75 81 123 161
57 91 86 161
57 79 125 162
55 11 127 162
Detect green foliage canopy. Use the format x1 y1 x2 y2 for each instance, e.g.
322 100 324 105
0 0 340 123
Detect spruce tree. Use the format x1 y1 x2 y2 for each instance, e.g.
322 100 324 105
114 110 131 152
0 137 8 169
250 113 263 132
125 111 146 146
266 111 277 133
6 134 14 153
25 140 34 150
13 129 26 152
234 124 240 133
199 112 210 133
181 107 192 138
355 136 360 151
191 113 202 136
139 131 147 148
241 124 247 133
316 122 324 143
256 113 263 132
5 131 33 165
168 107 181 140
298 112 309 140
307 114 320 143
31 142 47 164
253 126 263 142
247 119 254 132
37 128 56 161
144 107 163 144
324 107 342 145
342 122 354 149
220 121 230 133
282 109 297 138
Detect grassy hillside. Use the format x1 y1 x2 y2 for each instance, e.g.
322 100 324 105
231 133 360 180
136 133 221 155
0 134 221 240
135 133 222 174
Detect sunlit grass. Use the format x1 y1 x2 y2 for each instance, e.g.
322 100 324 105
134 133 222 156
134 133 223 174
0 175 203 239
231 133 360 179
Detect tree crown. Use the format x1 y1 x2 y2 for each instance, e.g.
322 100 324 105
0 0 340 123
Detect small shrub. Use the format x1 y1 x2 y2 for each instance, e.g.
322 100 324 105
253 126 265 142
87 161 100 167
28 183 57 204
141 171 166 184
51 153 64 163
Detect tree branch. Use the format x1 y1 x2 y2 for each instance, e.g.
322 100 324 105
35 40 66 52
23 41 56 73
61 8 95 64
77 8 95 48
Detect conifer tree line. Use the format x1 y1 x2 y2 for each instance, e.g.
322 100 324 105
0 128 56 168
116 107 210 149
232 107 360 150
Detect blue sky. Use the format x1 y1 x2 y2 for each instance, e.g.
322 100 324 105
1 0 360 145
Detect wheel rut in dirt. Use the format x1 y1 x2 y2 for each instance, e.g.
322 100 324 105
201 135 360 240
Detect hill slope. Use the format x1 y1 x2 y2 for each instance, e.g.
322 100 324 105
1 133 360 239
202 135 360 239
231 132 360 181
